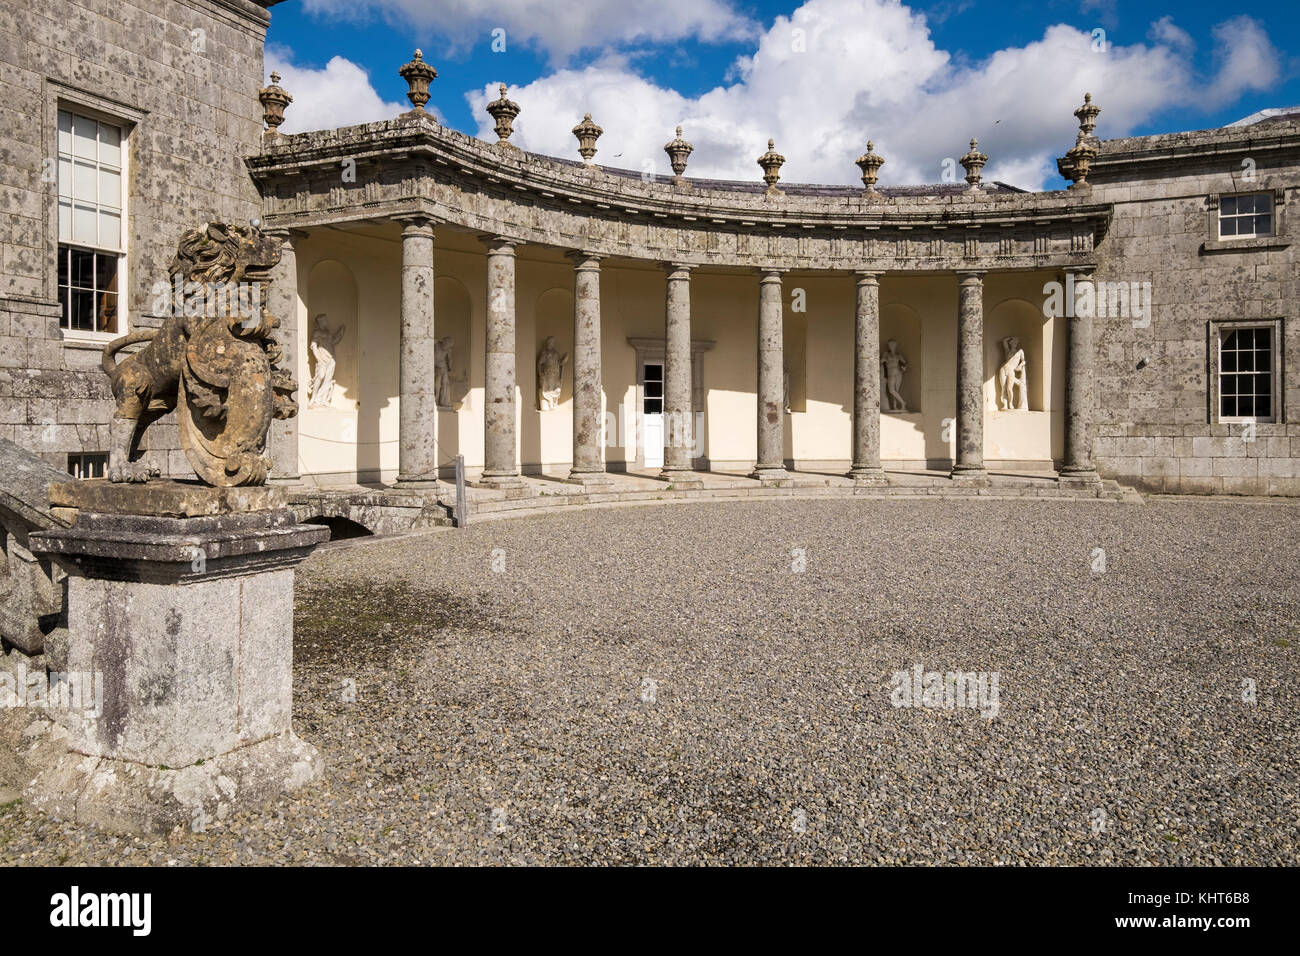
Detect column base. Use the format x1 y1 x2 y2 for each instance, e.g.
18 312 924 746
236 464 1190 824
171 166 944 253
848 466 889 486
475 474 526 490
24 730 322 837
395 475 441 489
1058 468 1102 488
750 467 793 488
659 468 705 489
566 470 614 487
949 466 990 486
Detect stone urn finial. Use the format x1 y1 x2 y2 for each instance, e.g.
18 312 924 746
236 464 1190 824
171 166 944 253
757 138 785 195
258 71 292 141
959 137 988 188
486 83 521 148
1074 92 1100 137
1059 93 1102 188
572 113 603 164
664 125 694 185
399 49 438 113
856 140 884 196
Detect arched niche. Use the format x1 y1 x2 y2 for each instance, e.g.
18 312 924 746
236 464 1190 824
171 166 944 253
534 287 574 409
985 297 1048 412
880 302 923 413
434 276 472 408
306 259 358 408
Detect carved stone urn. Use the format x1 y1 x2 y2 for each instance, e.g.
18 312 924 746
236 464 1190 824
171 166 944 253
757 138 786 196
856 140 884 196
572 113 603 164
258 72 292 141
399 49 438 113
664 126 694 185
486 83 521 148
959 137 988 189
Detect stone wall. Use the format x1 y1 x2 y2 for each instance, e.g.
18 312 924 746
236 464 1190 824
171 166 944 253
0 0 271 473
1089 121 1300 495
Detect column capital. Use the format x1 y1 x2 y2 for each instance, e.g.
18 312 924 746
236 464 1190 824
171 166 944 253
395 214 436 237
478 234 519 252
955 269 985 283
566 249 603 269
261 226 308 244
663 261 695 275
1062 263 1097 279
758 268 785 282
854 270 883 284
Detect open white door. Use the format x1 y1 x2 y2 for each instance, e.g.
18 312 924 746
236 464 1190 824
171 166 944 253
643 360 664 469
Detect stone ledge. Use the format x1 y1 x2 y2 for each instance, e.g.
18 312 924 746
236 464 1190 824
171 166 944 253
50 478 288 517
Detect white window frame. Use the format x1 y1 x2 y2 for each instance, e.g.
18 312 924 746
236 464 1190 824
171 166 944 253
48 92 137 347
1217 192 1274 240
1209 319 1283 425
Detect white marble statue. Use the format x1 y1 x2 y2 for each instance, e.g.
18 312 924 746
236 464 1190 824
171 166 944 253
997 336 1029 410
536 336 567 411
434 336 454 408
881 339 908 412
307 313 345 409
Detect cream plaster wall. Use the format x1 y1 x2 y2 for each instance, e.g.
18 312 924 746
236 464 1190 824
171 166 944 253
293 234 1064 481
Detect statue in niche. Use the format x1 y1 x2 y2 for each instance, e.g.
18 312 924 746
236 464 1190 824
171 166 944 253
307 313 345 409
997 336 1029 411
881 339 909 412
783 366 791 413
434 336 455 408
536 336 567 411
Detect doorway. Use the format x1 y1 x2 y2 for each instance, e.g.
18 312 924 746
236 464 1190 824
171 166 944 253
642 360 664 469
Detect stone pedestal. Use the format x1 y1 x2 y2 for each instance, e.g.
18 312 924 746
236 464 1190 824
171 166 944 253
24 480 328 836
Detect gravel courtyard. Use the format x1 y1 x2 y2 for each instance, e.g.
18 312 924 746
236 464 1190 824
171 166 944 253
3 496 1298 865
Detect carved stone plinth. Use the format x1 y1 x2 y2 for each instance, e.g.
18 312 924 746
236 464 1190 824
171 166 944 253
24 482 327 836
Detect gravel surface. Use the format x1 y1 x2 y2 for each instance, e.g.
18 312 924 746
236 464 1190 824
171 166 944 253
2 496 1298 865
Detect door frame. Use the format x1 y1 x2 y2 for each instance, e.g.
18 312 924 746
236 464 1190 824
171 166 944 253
628 337 714 472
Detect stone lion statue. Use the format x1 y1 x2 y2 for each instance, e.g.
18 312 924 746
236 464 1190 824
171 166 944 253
100 222 297 486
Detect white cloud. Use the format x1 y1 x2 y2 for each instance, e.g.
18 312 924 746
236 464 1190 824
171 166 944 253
265 46 409 134
299 0 760 64
462 1 1283 190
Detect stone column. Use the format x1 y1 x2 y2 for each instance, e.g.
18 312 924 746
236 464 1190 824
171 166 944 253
1061 266 1101 484
952 270 988 482
662 263 698 483
751 269 790 484
266 228 302 485
397 217 438 485
567 251 611 485
480 236 523 488
849 271 887 484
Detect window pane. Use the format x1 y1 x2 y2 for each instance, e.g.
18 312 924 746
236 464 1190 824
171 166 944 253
69 288 94 331
1221 395 1237 418
57 284 69 329
1254 215 1272 236
98 122 121 167
96 290 118 334
1238 350 1254 372
97 167 120 208
1257 395 1271 418
57 110 72 156
1221 349 1237 372
72 203 97 244
1220 217 1237 237
1221 374 1238 397
71 114 97 159
644 380 662 398
99 209 120 249
57 247 68 286
70 247 94 288
57 157 72 199
1255 194 1272 213
72 160 96 202
1221 196 1237 215
643 398 662 414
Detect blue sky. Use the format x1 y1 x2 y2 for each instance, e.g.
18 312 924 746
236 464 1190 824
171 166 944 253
263 0 1297 190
